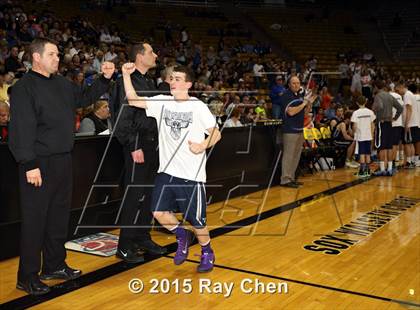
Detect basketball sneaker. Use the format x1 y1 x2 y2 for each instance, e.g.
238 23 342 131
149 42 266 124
174 228 194 265
373 170 386 176
346 160 359 168
197 250 215 273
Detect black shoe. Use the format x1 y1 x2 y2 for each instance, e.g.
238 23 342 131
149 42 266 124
135 239 167 255
17 277 51 295
292 181 303 186
280 182 299 188
40 266 82 281
116 247 145 263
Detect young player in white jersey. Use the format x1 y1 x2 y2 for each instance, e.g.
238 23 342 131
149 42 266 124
395 83 419 168
122 63 221 273
351 96 376 177
389 87 404 169
409 84 420 166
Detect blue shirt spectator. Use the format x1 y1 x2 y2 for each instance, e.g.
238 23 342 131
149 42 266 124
270 76 286 119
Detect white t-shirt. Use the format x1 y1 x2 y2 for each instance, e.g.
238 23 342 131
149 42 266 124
415 94 420 128
390 91 403 127
104 51 117 61
253 64 264 77
145 95 216 182
100 33 112 43
351 107 376 141
224 118 243 128
403 90 419 127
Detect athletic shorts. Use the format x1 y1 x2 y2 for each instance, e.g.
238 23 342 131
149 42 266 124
392 126 403 146
402 127 414 145
151 173 207 228
333 140 352 148
412 127 420 143
357 141 371 155
375 121 393 150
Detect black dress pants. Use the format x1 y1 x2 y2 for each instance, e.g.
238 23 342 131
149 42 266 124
118 147 158 250
18 153 72 282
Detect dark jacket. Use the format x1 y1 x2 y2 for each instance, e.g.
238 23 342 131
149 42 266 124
0 124 8 142
8 70 110 171
109 70 159 152
82 113 110 135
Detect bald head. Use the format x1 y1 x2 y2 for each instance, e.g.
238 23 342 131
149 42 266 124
289 76 301 93
0 101 9 125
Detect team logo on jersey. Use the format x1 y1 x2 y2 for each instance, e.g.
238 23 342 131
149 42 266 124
163 109 193 140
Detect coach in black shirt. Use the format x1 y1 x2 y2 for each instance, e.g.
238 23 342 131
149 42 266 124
110 42 165 263
8 38 115 295
280 76 315 188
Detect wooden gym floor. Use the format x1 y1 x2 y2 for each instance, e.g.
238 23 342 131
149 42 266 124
1 168 419 309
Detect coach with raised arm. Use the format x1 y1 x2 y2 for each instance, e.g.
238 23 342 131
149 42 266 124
8 38 115 295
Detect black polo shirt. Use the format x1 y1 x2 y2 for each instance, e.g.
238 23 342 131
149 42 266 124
281 89 304 134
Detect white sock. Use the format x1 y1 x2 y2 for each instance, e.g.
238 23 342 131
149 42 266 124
379 161 385 171
408 156 413 163
414 155 419 162
200 240 211 247
387 161 393 172
170 224 180 233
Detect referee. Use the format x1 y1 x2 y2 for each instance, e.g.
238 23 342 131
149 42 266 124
8 38 115 295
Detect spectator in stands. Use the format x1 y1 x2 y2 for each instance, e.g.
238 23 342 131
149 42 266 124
329 105 344 130
180 26 190 46
104 44 117 62
0 100 9 142
314 108 329 127
206 46 217 67
92 50 104 73
308 55 317 71
157 65 173 93
338 59 350 93
361 69 373 101
111 31 121 44
320 86 333 110
0 71 10 103
224 107 243 127
5 46 26 76
270 75 285 119
255 99 268 120
324 101 337 120
78 100 112 134
350 67 362 94
243 107 257 124
333 111 357 168
226 94 240 115
253 59 264 90
72 70 85 89
99 27 112 43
